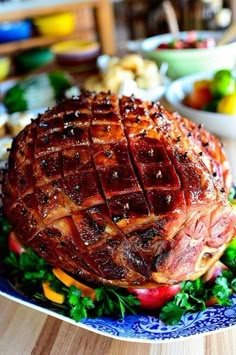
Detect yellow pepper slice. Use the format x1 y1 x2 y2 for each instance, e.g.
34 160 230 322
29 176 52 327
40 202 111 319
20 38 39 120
42 281 65 304
52 268 96 300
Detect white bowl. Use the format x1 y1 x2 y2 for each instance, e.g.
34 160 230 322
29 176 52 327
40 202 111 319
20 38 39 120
165 71 236 139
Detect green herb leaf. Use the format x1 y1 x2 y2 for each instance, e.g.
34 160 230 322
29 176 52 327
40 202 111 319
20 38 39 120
67 286 95 321
68 286 82 305
95 286 140 318
221 239 236 272
212 276 232 305
159 302 185 325
231 279 236 292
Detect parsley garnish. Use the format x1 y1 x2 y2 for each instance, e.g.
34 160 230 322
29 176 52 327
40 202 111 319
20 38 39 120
212 274 232 305
68 286 95 321
160 270 236 325
1 240 140 321
159 279 207 325
95 286 140 318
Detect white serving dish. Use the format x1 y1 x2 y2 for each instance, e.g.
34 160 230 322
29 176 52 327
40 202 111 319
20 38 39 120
166 71 236 139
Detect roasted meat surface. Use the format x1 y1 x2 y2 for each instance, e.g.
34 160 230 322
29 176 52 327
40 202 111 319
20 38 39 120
2 92 236 287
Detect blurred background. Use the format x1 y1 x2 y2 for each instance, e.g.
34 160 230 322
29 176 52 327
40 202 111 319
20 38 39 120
114 0 234 42
0 0 235 79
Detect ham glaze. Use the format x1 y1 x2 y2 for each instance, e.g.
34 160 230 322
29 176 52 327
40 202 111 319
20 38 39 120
2 92 236 287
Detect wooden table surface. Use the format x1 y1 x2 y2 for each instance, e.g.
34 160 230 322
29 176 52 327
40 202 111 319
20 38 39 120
0 131 236 355
0 294 235 355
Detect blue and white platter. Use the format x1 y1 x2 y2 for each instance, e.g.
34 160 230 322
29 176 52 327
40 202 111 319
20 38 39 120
0 274 235 343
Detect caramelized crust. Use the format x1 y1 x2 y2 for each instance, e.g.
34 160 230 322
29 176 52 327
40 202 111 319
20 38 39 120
2 92 236 287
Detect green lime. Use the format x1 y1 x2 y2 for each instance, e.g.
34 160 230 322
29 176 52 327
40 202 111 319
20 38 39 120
210 69 235 98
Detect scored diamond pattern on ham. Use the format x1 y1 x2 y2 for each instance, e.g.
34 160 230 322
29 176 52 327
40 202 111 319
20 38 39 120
2 92 236 287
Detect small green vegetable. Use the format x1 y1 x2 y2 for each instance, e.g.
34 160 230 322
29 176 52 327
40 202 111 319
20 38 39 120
48 71 73 100
3 72 73 114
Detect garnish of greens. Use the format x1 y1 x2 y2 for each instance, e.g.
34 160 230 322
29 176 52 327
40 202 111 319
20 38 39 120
0 216 140 321
0 186 236 325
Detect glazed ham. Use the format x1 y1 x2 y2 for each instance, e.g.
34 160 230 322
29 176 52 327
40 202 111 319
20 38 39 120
2 92 236 287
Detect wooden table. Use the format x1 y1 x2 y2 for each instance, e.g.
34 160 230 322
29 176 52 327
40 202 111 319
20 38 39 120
0 294 235 354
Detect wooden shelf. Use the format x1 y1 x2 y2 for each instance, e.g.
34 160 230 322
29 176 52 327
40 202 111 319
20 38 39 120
0 1 98 22
0 0 116 56
0 32 94 56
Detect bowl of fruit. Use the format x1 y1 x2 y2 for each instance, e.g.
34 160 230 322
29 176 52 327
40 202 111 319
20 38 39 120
141 31 236 79
166 68 236 139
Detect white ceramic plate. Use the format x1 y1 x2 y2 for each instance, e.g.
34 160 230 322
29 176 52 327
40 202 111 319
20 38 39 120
165 71 236 139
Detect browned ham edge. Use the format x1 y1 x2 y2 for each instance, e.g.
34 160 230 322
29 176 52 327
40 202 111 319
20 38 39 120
2 92 236 287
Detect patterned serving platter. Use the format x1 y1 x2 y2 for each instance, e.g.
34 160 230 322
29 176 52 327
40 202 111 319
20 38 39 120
0 274 235 343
